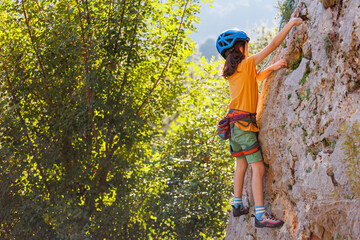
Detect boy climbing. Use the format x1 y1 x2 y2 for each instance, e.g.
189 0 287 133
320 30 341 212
216 17 303 228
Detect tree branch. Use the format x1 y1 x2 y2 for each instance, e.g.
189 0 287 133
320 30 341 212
107 0 113 34
75 0 95 141
113 0 127 55
21 0 55 110
136 0 190 115
118 23 138 94
2 61 52 198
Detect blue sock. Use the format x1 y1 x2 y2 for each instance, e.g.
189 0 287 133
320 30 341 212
233 197 244 209
255 205 265 220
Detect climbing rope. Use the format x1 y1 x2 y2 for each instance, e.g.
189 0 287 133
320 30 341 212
258 0 296 73
220 139 223 155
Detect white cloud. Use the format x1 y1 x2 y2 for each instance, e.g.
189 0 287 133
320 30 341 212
209 0 250 16
235 0 250 7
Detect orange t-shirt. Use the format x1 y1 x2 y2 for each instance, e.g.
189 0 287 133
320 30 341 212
227 55 259 132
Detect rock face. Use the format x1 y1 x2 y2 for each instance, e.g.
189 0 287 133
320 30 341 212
225 0 360 239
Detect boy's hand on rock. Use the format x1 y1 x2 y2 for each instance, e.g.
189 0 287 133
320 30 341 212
290 17 303 26
273 59 288 70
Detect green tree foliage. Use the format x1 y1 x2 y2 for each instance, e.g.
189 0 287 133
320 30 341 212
150 58 234 238
0 0 213 238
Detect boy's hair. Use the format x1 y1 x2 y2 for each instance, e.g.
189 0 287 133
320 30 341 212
222 40 247 78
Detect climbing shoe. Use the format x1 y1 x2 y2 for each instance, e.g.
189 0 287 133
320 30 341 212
232 205 249 217
253 212 284 228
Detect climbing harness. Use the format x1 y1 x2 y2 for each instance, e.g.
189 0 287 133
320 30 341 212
217 109 257 140
258 0 296 73
217 109 260 157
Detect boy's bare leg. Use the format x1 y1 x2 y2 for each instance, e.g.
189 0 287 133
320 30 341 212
232 157 250 217
234 157 248 197
251 160 284 227
251 161 265 206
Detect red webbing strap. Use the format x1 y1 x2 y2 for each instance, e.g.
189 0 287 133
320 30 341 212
230 141 260 158
228 109 257 128
227 110 251 119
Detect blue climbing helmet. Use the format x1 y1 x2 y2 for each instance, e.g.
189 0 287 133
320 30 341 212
216 29 250 58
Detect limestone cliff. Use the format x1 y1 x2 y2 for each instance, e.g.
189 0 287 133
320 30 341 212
225 0 360 239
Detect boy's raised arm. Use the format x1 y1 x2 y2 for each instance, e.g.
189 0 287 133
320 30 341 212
253 18 303 66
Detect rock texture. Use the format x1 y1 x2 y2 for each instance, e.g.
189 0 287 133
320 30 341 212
225 0 360 239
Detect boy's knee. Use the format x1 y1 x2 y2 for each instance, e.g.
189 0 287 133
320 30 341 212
236 157 248 169
251 161 265 176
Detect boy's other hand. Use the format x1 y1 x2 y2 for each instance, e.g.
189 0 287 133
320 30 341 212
273 59 288 71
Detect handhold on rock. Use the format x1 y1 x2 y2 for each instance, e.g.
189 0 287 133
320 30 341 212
321 0 337 9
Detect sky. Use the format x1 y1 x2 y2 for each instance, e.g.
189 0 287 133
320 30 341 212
191 0 280 44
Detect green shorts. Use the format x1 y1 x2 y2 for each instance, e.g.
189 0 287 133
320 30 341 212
229 124 263 164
